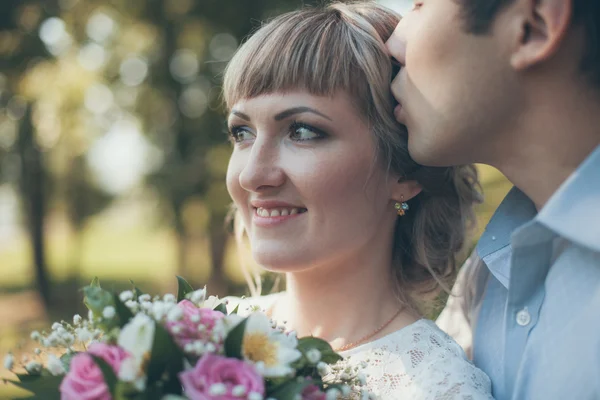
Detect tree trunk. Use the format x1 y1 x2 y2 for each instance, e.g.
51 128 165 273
17 104 52 309
206 216 229 297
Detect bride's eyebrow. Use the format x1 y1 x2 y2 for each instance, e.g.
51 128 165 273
274 107 332 121
229 110 250 121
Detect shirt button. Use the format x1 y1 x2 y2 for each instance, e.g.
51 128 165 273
516 308 531 326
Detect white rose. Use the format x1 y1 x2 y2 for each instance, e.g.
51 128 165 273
118 313 155 363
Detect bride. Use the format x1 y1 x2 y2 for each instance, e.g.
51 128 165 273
222 2 493 399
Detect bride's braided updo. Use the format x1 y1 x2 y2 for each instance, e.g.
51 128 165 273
223 2 482 313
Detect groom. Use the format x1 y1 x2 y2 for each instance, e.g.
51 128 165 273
386 0 600 399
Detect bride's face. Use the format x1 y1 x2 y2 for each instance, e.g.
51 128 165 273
226 91 399 272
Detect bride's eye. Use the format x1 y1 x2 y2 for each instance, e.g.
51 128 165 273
289 122 326 141
228 126 255 143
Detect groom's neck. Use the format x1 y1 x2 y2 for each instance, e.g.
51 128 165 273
491 83 600 211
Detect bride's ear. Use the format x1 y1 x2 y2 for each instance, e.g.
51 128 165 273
391 178 422 202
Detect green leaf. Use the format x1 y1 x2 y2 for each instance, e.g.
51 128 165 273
213 302 227 315
113 293 134 328
5 374 62 399
230 303 240 315
224 319 247 359
60 352 79 372
90 355 118 397
83 285 113 316
297 337 343 364
176 276 194 303
114 381 145 400
129 280 144 297
267 379 313 400
147 323 184 383
90 276 101 288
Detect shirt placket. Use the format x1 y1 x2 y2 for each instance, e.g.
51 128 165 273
503 226 553 398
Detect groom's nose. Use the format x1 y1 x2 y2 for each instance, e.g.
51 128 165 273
385 21 407 67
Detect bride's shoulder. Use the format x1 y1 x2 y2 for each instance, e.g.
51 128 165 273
342 319 493 399
223 292 282 316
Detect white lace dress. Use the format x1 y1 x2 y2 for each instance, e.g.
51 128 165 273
337 319 493 399
226 296 493 399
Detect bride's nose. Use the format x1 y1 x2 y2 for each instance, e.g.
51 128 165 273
238 138 285 192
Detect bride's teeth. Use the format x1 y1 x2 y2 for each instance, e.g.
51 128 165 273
280 209 289 216
290 208 298 215
260 208 269 217
270 209 281 217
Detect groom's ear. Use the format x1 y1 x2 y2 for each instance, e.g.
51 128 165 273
509 0 574 71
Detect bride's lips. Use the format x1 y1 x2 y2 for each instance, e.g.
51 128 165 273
250 200 307 227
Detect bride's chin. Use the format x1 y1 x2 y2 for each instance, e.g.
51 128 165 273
252 251 314 274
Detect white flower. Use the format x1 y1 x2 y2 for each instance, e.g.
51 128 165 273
47 354 66 376
209 383 227 396
52 322 62 331
317 361 330 376
187 288 206 305
151 301 168 320
118 356 147 391
341 385 351 397
76 327 93 343
73 314 82 325
201 295 222 309
118 313 155 365
163 293 176 303
248 392 263 400
218 314 244 335
167 306 184 322
4 354 14 370
102 306 116 319
30 331 41 341
326 388 340 400
125 300 138 311
25 361 42 374
119 290 134 302
241 312 302 378
140 301 153 311
231 385 246 396
138 294 151 302
306 348 321 364
34 348 41 355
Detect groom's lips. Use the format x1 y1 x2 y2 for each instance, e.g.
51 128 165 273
394 103 404 122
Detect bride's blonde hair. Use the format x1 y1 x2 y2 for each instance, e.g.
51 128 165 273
223 2 482 313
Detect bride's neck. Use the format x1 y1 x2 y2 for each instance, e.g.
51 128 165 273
272 250 417 348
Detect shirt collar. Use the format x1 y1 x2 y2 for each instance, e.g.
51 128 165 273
476 186 538 287
537 144 600 253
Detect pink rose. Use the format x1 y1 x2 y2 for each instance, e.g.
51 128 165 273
179 354 265 400
166 300 225 351
302 384 327 400
59 343 129 400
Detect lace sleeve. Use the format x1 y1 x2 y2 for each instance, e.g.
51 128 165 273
340 320 493 399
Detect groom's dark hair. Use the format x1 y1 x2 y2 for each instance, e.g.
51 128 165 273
457 0 600 87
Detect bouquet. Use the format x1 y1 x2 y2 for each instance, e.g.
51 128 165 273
3 277 367 400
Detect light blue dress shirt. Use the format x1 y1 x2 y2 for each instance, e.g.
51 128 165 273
439 144 600 399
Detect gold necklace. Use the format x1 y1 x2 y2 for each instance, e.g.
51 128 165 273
333 308 404 352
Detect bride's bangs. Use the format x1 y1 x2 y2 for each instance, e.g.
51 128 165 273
223 8 372 110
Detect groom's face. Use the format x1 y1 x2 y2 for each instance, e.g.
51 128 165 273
386 1 518 167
